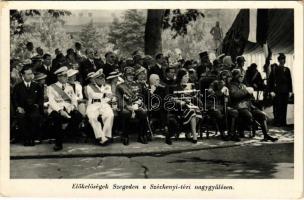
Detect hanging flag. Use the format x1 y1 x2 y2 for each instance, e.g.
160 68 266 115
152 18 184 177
221 9 269 60
248 9 258 43
256 9 269 45
221 9 249 61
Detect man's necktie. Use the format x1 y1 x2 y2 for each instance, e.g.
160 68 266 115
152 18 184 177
71 83 76 93
62 84 65 91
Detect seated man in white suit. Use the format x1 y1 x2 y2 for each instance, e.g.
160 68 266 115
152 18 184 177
85 69 114 146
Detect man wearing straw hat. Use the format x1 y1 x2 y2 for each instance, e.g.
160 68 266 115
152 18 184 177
34 72 50 142
85 69 114 146
34 72 49 110
67 68 86 116
47 66 83 151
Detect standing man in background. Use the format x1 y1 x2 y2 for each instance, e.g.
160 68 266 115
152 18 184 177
268 53 293 127
210 21 223 51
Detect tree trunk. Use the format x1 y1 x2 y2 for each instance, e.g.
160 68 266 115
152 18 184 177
145 9 164 56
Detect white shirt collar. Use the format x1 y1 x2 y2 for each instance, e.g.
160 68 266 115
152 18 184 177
44 64 51 70
24 81 31 87
56 81 67 88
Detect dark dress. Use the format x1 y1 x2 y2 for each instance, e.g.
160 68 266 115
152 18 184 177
171 83 202 125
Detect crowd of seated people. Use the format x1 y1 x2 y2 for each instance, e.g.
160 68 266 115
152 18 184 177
11 41 293 151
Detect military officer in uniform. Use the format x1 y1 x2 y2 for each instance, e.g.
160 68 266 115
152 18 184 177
116 67 149 145
47 66 83 151
232 56 246 77
85 69 114 146
268 53 293 127
228 69 278 142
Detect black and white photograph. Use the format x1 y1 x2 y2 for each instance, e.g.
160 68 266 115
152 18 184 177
1 1 303 198
7 7 297 180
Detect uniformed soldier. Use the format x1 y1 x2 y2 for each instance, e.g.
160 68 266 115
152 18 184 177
47 66 83 151
85 69 114 146
233 56 246 77
228 69 278 142
116 67 149 145
132 51 147 76
268 53 293 127
208 70 239 141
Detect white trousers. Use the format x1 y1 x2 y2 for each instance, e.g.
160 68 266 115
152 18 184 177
86 102 114 141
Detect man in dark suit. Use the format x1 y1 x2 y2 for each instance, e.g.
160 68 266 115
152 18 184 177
268 53 293 127
36 53 57 86
197 51 213 78
148 53 166 83
79 48 103 85
12 64 44 146
52 51 68 73
102 51 117 78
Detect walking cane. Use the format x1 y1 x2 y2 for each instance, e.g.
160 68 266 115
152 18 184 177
224 95 228 131
146 116 154 139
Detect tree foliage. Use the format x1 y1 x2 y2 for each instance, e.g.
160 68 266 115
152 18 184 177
162 18 209 62
10 10 73 58
79 20 101 50
10 9 71 35
162 9 205 38
108 10 145 57
144 9 204 55
77 20 112 56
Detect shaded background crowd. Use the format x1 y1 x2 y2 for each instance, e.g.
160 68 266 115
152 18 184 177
10 9 294 150
10 40 293 147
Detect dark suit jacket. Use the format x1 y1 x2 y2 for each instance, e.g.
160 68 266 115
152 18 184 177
102 63 116 78
36 65 57 86
197 62 212 78
268 65 293 94
148 64 165 82
12 82 44 114
146 85 167 110
79 58 103 85
52 57 68 73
